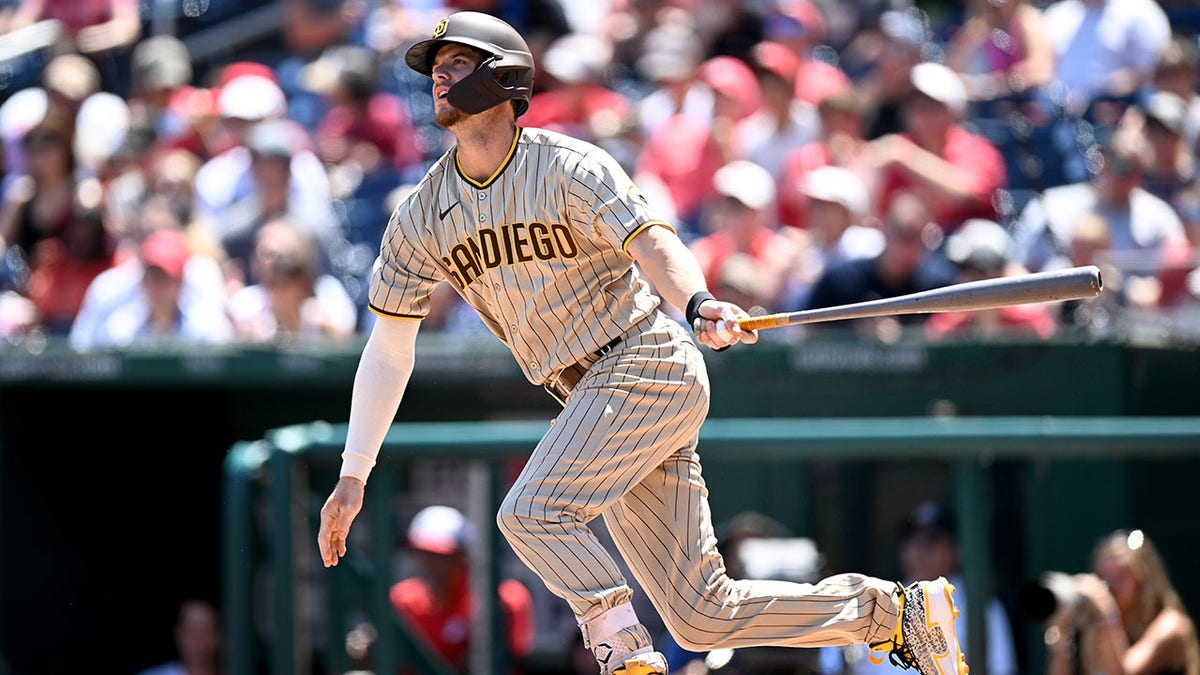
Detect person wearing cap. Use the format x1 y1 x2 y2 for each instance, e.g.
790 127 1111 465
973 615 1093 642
805 190 958 340
690 160 798 309
318 12 968 675
635 22 711 138
1152 36 1200 154
1012 133 1189 301
68 223 231 350
728 41 820 177
870 62 1007 233
830 502 1017 675
777 89 873 230
192 67 332 244
388 505 534 673
925 218 1057 340
778 165 884 312
762 0 851 107
1129 91 1197 227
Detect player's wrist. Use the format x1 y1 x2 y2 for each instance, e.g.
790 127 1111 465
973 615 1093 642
685 291 716 326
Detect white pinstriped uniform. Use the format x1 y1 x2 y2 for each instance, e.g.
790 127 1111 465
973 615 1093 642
369 126 899 656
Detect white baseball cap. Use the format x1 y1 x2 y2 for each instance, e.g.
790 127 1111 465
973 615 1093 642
407 505 474 555
910 62 967 117
218 74 286 121
944 218 1011 273
801 165 868 216
713 160 776 210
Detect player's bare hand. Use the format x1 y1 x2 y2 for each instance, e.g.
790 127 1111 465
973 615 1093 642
318 476 365 568
692 300 758 350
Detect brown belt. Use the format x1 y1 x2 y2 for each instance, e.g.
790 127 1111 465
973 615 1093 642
543 335 623 405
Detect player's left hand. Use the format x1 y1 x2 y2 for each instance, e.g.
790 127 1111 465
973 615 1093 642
692 300 758 350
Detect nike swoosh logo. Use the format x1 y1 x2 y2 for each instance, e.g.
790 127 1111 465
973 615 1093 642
439 201 459 220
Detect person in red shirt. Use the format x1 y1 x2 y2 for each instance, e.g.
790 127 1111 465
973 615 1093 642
870 62 1006 233
389 505 535 673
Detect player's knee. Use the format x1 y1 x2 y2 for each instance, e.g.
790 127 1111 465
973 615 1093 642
495 489 544 541
659 604 725 652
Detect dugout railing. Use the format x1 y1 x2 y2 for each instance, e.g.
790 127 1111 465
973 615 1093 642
223 417 1200 675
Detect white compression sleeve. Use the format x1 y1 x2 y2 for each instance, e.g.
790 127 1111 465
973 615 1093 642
339 317 419 484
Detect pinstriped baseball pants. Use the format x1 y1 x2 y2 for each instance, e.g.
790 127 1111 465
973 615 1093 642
496 312 900 651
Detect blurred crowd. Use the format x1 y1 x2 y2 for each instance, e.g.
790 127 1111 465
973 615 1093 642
2 0 1200 348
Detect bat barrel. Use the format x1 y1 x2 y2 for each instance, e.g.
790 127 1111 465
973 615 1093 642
738 265 1103 331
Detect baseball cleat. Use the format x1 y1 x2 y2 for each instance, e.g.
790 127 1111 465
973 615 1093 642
868 577 968 675
612 651 668 675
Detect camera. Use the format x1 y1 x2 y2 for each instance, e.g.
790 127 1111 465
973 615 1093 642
1019 571 1091 624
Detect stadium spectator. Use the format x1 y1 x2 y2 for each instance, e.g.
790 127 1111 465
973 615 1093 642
729 40 820 177
634 21 710 137
192 68 331 231
778 165 884 313
0 113 75 255
134 599 223 675
1125 92 1199 247
125 35 204 156
946 0 1054 102
69 218 230 350
9 0 142 95
827 502 1018 675
761 0 851 107
198 117 339 290
856 8 930 140
926 218 1057 340
778 89 873 229
870 62 1007 232
1012 135 1190 300
389 505 534 674
697 54 763 164
1044 529 1200 675
689 160 797 309
1151 35 1200 152
227 217 357 342
804 190 958 341
1042 0 1171 116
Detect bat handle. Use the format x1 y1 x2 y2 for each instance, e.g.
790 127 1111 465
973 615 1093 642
738 315 785 331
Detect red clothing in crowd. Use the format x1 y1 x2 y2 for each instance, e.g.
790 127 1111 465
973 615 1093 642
925 303 1057 340
523 85 630 141
691 228 791 295
876 125 1006 230
777 141 834 229
390 571 534 672
317 93 423 171
635 114 724 225
793 60 851 106
37 0 135 35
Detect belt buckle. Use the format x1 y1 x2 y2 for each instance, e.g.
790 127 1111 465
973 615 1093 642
543 371 568 406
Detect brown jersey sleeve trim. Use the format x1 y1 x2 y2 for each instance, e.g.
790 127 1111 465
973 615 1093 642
368 304 426 320
621 220 678 256
455 126 522 189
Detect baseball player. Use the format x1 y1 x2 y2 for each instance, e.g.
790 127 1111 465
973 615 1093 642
317 12 968 675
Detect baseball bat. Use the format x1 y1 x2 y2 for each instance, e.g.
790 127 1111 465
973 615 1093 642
737 265 1103 331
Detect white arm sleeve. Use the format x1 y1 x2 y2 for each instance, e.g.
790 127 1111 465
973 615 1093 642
339 316 420 484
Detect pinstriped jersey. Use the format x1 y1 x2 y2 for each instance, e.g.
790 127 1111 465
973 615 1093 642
368 126 674 384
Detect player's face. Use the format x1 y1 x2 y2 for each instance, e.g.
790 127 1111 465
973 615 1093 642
431 44 481 128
